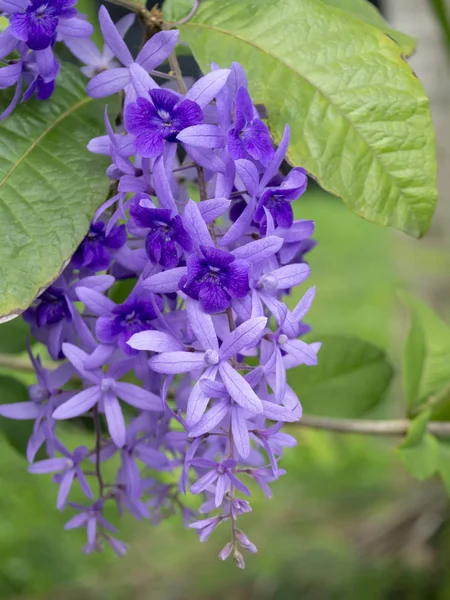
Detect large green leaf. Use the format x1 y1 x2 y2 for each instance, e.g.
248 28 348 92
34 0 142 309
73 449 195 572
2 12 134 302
397 410 439 480
0 318 31 354
319 0 416 56
287 335 394 417
0 63 116 319
180 0 437 237
163 0 195 21
400 293 450 417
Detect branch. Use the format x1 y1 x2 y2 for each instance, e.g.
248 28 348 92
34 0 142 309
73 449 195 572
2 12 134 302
295 415 450 436
0 353 38 372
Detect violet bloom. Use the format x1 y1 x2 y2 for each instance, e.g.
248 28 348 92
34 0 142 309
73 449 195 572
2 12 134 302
228 86 274 166
125 89 203 158
75 286 162 356
180 246 250 314
190 458 250 507
255 168 308 229
52 343 162 448
129 198 192 269
5 0 92 51
64 499 118 554
65 12 135 78
72 221 127 272
29 442 92 509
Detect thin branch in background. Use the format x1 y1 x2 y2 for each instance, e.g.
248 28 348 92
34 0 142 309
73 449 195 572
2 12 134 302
0 353 43 373
294 415 450 436
429 0 450 59
169 0 201 27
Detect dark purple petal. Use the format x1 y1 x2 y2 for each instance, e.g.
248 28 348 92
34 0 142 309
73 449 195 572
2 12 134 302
223 260 250 299
198 281 230 314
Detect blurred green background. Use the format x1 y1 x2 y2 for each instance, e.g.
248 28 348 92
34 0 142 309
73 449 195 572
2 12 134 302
3 0 450 597
2 184 450 599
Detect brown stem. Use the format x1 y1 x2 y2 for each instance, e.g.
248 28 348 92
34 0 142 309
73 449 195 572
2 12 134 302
292 415 450 437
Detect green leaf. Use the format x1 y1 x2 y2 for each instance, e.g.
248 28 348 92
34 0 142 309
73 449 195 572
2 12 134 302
0 318 31 354
287 335 394 417
399 292 450 415
76 0 102 47
0 63 118 319
403 310 427 410
0 375 33 457
180 0 437 237
164 0 195 21
318 0 416 56
397 410 439 480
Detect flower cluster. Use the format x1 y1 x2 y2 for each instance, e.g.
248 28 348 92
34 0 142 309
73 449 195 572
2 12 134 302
0 7 319 565
0 0 93 118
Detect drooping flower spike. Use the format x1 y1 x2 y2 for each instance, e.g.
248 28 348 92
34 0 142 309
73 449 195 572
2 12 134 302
0 6 318 565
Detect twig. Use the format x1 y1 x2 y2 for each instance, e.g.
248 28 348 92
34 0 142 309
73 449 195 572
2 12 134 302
294 415 450 436
0 353 40 372
168 0 201 27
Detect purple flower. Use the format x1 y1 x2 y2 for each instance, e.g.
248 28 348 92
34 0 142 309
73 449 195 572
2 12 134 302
255 168 308 229
190 458 250 507
7 0 92 51
125 89 203 158
64 499 118 554
72 221 127 272
29 442 92 509
180 246 250 314
228 86 274 166
129 198 192 269
52 343 162 447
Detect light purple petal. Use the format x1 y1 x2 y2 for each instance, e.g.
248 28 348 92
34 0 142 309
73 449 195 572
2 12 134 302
282 339 318 368
0 27 18 61
184 144 225 173
197 198 230 224
64 38 101 65
231 406 250 458
232 236 283 264
184 69 230 108
190 469 218 495
61 343 101 384
183 199 213 252
76 286 116 316
143 267 186 293
57 17 93 38
186 378 211 427
0 61 21 89
84 344 115 370
199 378 228 398
57 469 75 510
235 159 259 197
64 512 88 530
186 299 218 351
275 346 287 402
271 264 310 289
177 124 224 149
149 351 205 374
277 220 314 242
104 393 126 448
127 330 183 352
76 274 115 292
98 5 133 66
86 68 130 98
137 29 179 71
219 197 255 247
0 402 40 420
219 361 263 414
215 473 226 507
53 387 101 420
115 382 162 411
129 62 157 97
29 457 67 474
219 317 267 361
292 286 316 321
260 400 299 422
260 292 288 326
152 154 178 213
189 399 229 437
260 124 290 188
0 0 27 11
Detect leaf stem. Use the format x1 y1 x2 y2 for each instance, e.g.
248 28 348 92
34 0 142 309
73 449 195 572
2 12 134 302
293 415 450 436
0 353 37 372
168 0 201 27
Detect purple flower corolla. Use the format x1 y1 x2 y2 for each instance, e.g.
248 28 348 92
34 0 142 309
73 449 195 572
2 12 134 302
125 88 203 158
75 286 162 357
254 168 308 229
65 12 135 78
189 516 223 542
129 197 192 268
52 343 162 448
64 499 118 554
180 246 250 314
190 458 250 507
29 442 92 509
4 0 92 51
72 221 127 272
228 86 274 166
86 6 178 99
130 303 267 425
